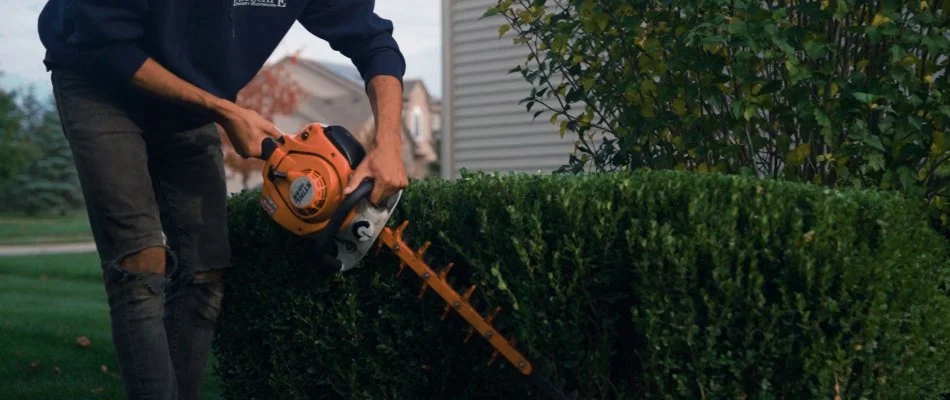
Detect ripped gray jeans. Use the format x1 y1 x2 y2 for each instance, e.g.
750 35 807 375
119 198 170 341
50 68 231 400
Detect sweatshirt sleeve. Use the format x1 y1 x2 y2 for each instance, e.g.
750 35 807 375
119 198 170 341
67 0 151 83
297 0 407 89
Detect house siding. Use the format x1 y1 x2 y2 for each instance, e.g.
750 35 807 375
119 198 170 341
441 0 574 178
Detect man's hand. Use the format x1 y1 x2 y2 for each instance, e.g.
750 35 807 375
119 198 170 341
215 103 283 159
343 74 408 204
130 57 282 158
345 142 408 205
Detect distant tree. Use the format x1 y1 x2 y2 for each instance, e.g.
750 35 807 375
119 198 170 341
0 83 35 187
219 52 305 189
4 88 82 216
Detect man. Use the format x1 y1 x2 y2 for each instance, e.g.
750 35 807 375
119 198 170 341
36 0 407 398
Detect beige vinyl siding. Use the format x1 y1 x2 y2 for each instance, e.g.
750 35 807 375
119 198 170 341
441 0 575 179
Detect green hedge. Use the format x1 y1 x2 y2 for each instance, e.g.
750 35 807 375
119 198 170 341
214 169 950 399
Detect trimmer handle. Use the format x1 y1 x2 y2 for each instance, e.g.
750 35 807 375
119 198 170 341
311 178 373 271
259 137 280 161
314 178 374 252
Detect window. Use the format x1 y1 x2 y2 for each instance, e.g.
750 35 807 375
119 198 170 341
411 106 424 142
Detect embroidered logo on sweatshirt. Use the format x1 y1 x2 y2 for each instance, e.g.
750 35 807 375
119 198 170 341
234 0 286 7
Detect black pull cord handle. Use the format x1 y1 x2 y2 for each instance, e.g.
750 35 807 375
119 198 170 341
260 137 280 161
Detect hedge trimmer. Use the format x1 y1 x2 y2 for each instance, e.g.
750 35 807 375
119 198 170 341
254 123 570 400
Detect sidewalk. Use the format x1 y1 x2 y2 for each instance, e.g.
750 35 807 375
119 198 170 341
0 242 97 257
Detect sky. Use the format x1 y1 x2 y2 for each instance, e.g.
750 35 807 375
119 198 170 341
0 0 442 98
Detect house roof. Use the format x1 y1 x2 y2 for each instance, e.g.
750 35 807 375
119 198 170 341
294 91 420 155
276 55 366 97
269 55 429 157
298 93 373 135
276 54 437 106
403 79 431 102
319 61 365 85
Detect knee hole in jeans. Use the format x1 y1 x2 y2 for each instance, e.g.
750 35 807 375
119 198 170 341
194 270 223 283
119 246 167 276
103 246 171 295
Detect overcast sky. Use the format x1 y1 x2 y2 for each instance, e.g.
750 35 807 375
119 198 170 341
0 0 442 98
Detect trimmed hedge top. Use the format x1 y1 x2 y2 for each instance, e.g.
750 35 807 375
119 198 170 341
215 169 950 399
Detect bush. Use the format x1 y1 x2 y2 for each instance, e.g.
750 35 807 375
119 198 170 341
486 0 950 233
214 170 950 399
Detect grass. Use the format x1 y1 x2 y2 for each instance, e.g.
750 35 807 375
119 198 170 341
0 212 93 245
0 252 223 399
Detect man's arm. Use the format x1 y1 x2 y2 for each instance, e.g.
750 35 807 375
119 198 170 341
346 73 408 203
56 0 281 158
296 0 407 88
130 58 227 119
366 74 404 159
130 58 282 158
64 0 150 82
298 0 409 203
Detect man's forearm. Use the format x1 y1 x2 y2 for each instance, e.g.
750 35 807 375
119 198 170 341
366 75 404 150
130 57 236 122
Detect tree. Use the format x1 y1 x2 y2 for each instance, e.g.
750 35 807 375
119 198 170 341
487 0 950 232
219 52 305 189
3 87 83 216
0 82 34 187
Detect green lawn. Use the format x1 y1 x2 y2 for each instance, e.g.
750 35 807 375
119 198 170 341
0 213 93 245
0 252 223 399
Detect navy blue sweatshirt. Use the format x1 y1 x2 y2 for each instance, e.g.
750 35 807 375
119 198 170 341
37 0 406 104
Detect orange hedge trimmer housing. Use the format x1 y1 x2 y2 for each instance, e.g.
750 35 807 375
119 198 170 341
256 123 569 400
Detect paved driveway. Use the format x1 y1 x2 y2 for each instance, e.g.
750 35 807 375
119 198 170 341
0 242 97 257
